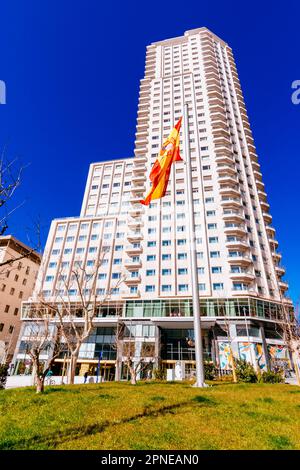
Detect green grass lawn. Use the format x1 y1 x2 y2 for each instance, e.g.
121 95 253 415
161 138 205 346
0 381 300 450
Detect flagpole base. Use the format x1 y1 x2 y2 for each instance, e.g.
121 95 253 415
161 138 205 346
192 382 210 388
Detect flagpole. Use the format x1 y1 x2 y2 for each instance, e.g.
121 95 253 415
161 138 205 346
183 102 206 387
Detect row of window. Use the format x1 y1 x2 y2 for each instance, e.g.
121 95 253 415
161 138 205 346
42 281 250 298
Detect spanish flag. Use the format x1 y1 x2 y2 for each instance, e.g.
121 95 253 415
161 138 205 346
140 117 182 205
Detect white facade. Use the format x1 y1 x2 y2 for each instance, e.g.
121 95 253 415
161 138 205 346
14 28 293 378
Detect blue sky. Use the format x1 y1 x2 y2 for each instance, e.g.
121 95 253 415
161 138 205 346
0 0 299 303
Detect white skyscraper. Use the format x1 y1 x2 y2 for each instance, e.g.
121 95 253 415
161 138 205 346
13 28 293 379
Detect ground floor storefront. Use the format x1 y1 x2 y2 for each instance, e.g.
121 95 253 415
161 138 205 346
12 315 293 381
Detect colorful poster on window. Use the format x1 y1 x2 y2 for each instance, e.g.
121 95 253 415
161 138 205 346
238 342 255 364
267 344 290 366
218 341 232 370
238 342 267 370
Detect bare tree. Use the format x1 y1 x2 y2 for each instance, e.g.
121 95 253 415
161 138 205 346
268 277 300 385
0 149 24 237
114 320 155 385
22 312 63 393
37 255 123 385
277 297 300 386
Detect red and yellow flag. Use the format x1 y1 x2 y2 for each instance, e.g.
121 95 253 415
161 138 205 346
140 117 182 205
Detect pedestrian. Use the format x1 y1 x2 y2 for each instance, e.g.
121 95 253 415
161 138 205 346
84 371 88 384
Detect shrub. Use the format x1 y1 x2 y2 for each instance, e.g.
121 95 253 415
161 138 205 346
204 362 217 380
152 367 166 380
259 370 284 384
235 359 258 383
0 364 9 390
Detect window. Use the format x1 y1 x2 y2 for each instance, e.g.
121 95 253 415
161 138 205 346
208 223 217 229
1 284 6 292
146 270 156 276
178 284 188 292
19 291 23 299
147 241 156 247
145 285 155 292
178 253 187 260
209 237 218 243
147 255 156 261
0 324 4 332
177 239 186 246
98 273 107 280
213 283 224 290
14 274 19 282
8 325 14 334
178 268 188 275
198 283 206 291
162 240 171 246
212 267 222 273
162 254 171 260
14 308 19 316
10 288 15 295
45 276 54 282
4 305 9 313
161 285 172 292
210 251 220 258
197 267 205 274
162 269 171 275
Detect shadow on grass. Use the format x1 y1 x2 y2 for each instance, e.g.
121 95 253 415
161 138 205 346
268 435 294 450
0 395 218 450
193 395 218 406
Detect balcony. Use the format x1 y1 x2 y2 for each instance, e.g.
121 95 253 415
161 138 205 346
125 244 143 254
221 197 242 208
258 190 267 201
225 239 249 250
135 147 147 156
124 259 142 269
279 281 289 291
272 252 282 262
218 175 238 185
260 201 270 211
131 184 145 193
129 195 144 204
127 231 143 242
127 217 144 229
266 225 275 235
268 238 278 248
275 266 285 276
121 290 141 299
220 186 240 198
262 212 272 223
132 174 146 184
124 274 142 284
217 165 236 176
215 155 234 165
132 164 146 175
128 208 144 219
223 211 244 223
224 225 247 237
228 254 252 265
230 271 255 282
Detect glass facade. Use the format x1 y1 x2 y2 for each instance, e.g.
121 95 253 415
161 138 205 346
125 297 293 322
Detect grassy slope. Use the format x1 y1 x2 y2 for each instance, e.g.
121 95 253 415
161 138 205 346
0 381 300 450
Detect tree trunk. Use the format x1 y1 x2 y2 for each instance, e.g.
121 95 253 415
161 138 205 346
36 375 44 393
68 350 80 384
130 369 137 385
291 350 300 386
